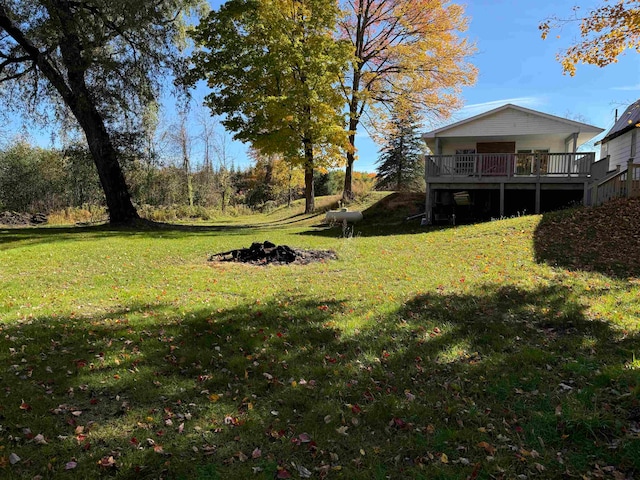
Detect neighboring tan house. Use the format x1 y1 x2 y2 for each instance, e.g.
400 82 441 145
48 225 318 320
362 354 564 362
422 103 605 223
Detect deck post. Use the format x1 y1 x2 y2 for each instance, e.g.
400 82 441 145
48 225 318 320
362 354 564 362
591 182 599 206
425 183 433 224
583 181 589 206
627 159 634 198
535 182 541 214
499 182 505 217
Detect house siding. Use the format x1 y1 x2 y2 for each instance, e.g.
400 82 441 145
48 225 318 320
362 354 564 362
441 138 566 155
604 130 639 171
437 109 582 138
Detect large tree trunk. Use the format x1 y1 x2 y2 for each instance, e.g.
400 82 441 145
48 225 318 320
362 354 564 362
0 3 139 224
303 138 315 214
65 89 140 224
343 132 356 201
343 67 362 202
75 109 140 223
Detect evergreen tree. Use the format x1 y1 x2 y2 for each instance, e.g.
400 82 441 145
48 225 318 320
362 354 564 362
375 108 425 191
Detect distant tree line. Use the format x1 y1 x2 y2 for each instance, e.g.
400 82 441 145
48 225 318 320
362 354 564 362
0 0 475 223
0 137 375 217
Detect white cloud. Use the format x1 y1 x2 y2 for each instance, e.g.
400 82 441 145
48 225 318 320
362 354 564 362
611 84 640 91
459 96 545 117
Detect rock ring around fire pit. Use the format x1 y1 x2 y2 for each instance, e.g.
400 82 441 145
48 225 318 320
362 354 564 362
208 241 337 266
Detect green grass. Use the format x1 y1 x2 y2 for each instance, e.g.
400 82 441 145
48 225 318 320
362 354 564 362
1 196 639 479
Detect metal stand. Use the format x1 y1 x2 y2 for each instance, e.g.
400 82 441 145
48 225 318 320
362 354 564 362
342 219 354 238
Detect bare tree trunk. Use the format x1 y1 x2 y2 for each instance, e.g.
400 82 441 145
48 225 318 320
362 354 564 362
288 164 293 208
343 133 356 201
76 107 140 223
303 138 315 214
343 73 361 202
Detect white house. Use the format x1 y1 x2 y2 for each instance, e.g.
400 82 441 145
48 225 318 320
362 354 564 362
599 99 640 172
422 104 605 223
590 99 640 205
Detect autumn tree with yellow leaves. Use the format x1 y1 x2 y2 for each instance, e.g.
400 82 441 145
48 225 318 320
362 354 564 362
540 0 640 75
187 0 352 213
338 0 477 200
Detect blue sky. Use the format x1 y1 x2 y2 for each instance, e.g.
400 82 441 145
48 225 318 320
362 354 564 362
188 0 640 172
5 0 640 173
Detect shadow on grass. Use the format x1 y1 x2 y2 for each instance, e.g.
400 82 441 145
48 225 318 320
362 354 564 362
299 192 461 238
1 285 639 479
0 220 299 252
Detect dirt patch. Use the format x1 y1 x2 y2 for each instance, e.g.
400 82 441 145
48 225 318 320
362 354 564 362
208 241 337 265
0 211 48 226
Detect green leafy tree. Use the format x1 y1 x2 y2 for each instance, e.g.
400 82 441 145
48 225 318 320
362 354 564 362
0 139 68 212
62 144 103 207
187 0 352 213
0 0 205 223
375 106 425 191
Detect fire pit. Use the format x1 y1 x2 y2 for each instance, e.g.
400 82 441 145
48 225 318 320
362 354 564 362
208 241 337 265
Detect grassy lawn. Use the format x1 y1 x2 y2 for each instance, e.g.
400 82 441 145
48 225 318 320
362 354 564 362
1 195 639 479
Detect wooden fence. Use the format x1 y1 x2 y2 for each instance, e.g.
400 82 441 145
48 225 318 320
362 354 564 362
591 159 640 206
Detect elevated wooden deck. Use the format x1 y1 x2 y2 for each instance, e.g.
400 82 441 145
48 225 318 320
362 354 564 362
426 152 596 183
424 152 601 222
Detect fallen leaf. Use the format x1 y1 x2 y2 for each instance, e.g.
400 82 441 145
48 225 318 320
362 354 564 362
276 467 292 478
251 447 262 459
477 441 496 455
9 453 20 465
237 451 248 462
440 453 448 464
97 456 116 468
65 461 77 470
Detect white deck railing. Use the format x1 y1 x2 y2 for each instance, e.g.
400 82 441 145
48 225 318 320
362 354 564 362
426 152 596 178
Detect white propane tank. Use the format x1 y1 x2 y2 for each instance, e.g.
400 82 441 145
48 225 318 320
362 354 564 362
325 207 363 223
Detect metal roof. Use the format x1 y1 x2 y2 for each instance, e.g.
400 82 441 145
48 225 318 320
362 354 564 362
601 99 640 144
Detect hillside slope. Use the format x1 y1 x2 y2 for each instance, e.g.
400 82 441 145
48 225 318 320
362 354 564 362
535 198 640 277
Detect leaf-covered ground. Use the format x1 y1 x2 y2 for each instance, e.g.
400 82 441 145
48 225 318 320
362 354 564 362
535 197 640 278
0 197 639 479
